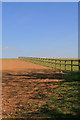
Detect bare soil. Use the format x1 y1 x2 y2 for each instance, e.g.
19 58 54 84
2 59 65 118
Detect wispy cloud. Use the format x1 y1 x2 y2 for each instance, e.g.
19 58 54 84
2 46 23 52
2 46 9 51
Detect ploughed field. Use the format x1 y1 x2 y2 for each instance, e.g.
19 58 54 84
2 59 80 119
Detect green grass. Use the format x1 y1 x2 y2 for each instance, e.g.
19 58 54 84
44 71 80 118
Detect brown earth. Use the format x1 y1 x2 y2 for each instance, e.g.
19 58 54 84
2 59 65 118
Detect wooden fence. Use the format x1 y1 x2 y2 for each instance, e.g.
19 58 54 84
31 58 80 72
19 57 80 72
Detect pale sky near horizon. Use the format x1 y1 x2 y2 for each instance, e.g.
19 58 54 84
2 2 78 58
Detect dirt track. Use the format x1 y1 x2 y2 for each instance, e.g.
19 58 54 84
2 59 64 118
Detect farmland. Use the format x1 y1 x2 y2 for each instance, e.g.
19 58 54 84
2 58 80 119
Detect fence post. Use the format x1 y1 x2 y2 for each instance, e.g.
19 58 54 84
55 60 56 70
65 60 66 71
60 60 61 70
79 60 80 72
71 60 73 71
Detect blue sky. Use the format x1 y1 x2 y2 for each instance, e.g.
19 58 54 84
2 2 78 58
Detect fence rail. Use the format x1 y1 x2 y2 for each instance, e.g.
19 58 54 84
37 58 80 72
19 57 80 72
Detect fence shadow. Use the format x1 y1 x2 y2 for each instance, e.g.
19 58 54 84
5 69 66 80
2 69 80 119
2 107 80 120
